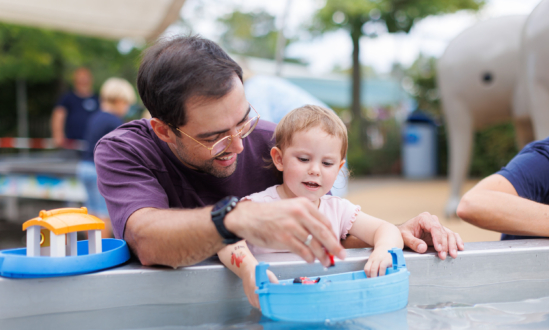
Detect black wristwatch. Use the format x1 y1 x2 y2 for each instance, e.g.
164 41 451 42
211 196 241 245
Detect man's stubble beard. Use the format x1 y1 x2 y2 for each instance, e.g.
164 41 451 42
174 138 238 178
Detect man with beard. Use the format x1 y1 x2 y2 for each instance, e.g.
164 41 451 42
94 36 463 268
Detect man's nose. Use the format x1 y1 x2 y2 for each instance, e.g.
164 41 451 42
227 134 244 154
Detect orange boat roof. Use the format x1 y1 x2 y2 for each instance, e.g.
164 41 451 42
22 207 105 235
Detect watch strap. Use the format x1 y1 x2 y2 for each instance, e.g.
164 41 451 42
211 197 241 244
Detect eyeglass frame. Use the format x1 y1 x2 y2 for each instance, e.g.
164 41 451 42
170 104 260 157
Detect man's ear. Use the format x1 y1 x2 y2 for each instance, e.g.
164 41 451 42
270 147 284 172
150 118 174 144
338 159 346 171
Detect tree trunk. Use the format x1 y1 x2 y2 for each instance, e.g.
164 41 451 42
16 78 29 156
350 23 367 148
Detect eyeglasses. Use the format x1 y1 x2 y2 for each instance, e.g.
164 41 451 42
173 104 260 158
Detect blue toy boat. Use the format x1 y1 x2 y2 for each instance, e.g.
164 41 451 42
0 239 130 278
255 248 409 322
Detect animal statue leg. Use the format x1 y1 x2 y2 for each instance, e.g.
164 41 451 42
529 80 549 140
522 0 549 141
444 102 473 218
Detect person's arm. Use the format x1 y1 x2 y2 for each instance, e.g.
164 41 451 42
125 206 222 267
217 240 278 309
343 212 464 260
51 106 67 147
457 174 549 236
348 212 403 277
124 197 346 268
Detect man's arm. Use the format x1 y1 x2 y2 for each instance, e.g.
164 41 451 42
457 174 549 236
125 206 223 268
125 197 346 268
51 106 67 147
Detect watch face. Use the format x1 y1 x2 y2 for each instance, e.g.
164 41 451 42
212 196 233 213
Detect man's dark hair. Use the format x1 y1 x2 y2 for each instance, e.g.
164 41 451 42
137 35 243 134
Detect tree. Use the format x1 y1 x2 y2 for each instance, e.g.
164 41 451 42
0 22 141 139
0 23 140 86
312 0 484 148
217 10 280 59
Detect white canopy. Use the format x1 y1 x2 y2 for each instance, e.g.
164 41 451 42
0 0 186 41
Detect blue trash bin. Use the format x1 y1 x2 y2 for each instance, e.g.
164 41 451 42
402 111 437 179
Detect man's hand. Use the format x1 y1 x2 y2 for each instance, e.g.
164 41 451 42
398 212 464 260
225 197 346 267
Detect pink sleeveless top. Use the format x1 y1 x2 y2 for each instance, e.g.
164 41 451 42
242 185 361 255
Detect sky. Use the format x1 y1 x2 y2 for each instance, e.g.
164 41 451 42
172 0 543 75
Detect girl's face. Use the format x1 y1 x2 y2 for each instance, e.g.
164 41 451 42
271 126 345 204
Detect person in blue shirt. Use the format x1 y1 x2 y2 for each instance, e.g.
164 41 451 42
77 77 136 237
457 138 549 239
51 67 100 147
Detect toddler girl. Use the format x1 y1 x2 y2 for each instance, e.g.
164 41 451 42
217 105 404 309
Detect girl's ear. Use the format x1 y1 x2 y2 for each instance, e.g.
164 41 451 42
338 159 346 171
270 147 284 172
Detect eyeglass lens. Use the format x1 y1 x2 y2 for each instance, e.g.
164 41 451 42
212 116 260 156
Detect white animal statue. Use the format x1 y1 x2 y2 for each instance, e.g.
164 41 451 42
522 0 549 141
440 0 549 217
437 15 529 217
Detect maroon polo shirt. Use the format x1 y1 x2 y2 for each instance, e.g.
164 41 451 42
94 118 281 239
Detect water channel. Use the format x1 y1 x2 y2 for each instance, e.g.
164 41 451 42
2 240 549 329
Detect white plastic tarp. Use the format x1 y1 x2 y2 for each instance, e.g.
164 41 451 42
0 0 186 41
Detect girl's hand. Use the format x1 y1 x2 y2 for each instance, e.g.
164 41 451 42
242 269 278 309
364 248 393 278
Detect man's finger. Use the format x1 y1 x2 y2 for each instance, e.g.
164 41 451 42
306 236 331 267
455 232 465 251
428 214 448 254
298 200 345 260
445 227 458 259
285 236 315 263
402 231 428 253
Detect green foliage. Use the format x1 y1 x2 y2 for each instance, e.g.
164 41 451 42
0 23 142 139
312 0 484 36
0 23 141 85
346 117 402 175
470 122 518 177
217 10 280 59
404 55 440 119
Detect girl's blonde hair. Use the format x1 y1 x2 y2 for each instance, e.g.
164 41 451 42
100 77 136 105
274 105 348 160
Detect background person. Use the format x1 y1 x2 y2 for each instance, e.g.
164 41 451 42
77 77 136 238
51 67 99 148
457 138 549 239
